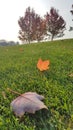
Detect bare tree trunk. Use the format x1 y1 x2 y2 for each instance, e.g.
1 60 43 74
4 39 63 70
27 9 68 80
51 34 54 41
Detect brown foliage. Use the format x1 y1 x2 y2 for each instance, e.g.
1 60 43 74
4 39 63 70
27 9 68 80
18 7 46 43
45 7 66 40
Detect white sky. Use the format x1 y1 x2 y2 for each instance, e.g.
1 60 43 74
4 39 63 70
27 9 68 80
0 0 73 42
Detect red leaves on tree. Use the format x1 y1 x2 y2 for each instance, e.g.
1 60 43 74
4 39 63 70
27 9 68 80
18 7 46 43
45 7 66 40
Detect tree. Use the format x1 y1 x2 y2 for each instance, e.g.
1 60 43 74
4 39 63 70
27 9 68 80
18 7 46 43
33 15 46 42
45 7 66 41
70 4 73 16
69 4 73 31
18 7 35 43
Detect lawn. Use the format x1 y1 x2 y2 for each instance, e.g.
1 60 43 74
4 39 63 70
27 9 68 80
0 39 73 130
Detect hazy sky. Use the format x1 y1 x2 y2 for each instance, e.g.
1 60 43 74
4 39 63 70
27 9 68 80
0 0 73 42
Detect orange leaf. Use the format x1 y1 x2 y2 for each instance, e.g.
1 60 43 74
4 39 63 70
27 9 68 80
20 48 24 52
37 58 50 71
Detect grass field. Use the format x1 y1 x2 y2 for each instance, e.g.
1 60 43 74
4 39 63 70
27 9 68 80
0 39 73 130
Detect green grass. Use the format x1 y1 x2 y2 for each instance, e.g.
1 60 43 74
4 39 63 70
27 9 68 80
0 39 73 130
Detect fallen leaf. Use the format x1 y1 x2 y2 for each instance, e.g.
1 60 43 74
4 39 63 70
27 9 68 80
37 58 50 71
20 48 23 51
2 91 6 99
69 73 73 77
11 92 48 117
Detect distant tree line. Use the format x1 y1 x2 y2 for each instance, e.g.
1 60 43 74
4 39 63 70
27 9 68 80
18 7 66 43
0 40 19 46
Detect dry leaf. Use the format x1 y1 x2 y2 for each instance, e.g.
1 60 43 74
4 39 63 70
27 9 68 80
20 48 24 52
69 73 73 77
2 91 6 99
37 58 50 71
11 92 47 117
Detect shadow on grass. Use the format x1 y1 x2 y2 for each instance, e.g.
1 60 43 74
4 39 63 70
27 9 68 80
19 109 56 130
